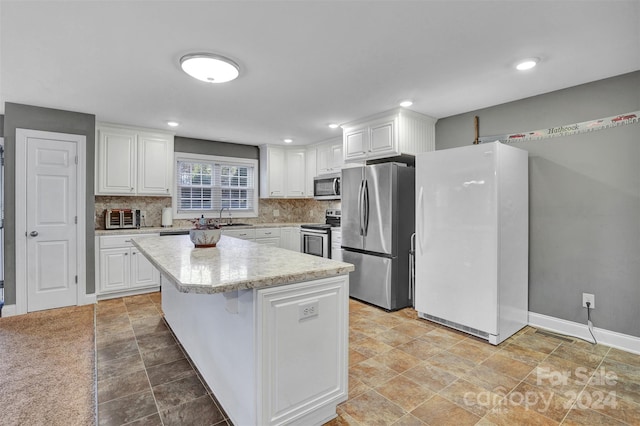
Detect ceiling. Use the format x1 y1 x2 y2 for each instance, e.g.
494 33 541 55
1 1 638 146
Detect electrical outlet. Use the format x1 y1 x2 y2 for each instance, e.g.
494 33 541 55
140 210 146 218
582 293 595 309
298 300 319 320
273 209 280 217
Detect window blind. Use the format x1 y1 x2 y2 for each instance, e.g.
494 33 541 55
176 159 256 214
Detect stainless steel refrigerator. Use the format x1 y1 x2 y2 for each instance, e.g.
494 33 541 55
341 163 415 311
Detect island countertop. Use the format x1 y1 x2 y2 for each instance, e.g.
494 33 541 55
131 234 354 294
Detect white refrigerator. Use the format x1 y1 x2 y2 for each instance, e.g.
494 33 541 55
414 142 528 345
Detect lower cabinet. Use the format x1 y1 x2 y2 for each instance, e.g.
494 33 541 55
331 228 342 261
221 228 256 241
222 226 301 251
96 233 160 297
255 227 281 247
280 227 301 252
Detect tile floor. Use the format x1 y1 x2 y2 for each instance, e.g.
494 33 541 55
96 293 640 426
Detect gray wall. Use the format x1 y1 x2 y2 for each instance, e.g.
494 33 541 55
3 103 96 305
175 136 259 160
435 71 640 337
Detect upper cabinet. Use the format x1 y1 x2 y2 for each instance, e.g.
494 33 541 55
316 137 343 175
342 108 437 162
96 124 174 196
259 145 308 198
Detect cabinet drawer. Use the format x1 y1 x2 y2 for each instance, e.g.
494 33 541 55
99 233 160 249
255 228 281 238
222 228 256 240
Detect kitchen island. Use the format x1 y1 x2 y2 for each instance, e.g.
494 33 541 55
131 234 354 426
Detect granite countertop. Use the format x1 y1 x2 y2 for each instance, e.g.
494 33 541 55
95 222 309 236
131 235 354 294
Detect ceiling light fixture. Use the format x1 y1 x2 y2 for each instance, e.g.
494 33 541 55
167 121 180 127
516 58 539 71
284 138 293 144
180 53 240 83
399 100 413 107
328 123 339 129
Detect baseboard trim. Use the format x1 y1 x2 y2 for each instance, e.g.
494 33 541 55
528 311 640 355
80 293 97 306
96 286 160 301
0 304 17 317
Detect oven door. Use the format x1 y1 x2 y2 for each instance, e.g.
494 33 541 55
300 230 330 258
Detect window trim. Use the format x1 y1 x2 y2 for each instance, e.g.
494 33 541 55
172 152 259 219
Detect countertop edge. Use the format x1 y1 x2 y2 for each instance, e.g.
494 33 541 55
95 222 309 236
131 236 354 295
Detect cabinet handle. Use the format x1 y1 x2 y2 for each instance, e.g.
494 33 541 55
124 240 131 242
264 232 271 235
125 253 128 256
130 187 134 192
166 188 169 193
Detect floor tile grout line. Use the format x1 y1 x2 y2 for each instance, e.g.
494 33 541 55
159 316 231 422
130 297 166 426
93 303 99 426
557 344 623 426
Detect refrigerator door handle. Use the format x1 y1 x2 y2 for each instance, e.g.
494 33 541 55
363 179 369 237
357 179 365 236
417 187 424 253
409 232 416 302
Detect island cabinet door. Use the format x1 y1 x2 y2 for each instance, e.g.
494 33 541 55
256 276 349 426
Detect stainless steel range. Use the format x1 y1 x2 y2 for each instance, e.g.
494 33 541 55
300 209 341 258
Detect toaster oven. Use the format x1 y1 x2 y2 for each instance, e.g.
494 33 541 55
105 209 141 229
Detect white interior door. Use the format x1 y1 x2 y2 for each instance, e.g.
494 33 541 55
16 129 86 313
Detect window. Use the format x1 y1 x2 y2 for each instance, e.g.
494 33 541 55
173 153 258 218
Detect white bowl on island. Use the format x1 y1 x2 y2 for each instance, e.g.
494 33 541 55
189 228 222 247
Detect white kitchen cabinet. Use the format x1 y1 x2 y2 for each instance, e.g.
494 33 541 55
316 137 344 175
96 124 174 196
161 273 349 426
331 227 342 261
96 233 160 297
259 145 308 198
280 227 301 252
285 149 306 197
254 227 281 247
342 108 437 162
260 146 286 197
305 147 316 197
137 132 174 195
222 228 256 241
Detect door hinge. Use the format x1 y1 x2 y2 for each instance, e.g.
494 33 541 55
75 275 78 284
75 155 78 165
75 216 78 224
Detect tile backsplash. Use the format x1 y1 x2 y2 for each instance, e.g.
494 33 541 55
95 196 340 229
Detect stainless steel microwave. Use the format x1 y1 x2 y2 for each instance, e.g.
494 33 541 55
313 173 340 200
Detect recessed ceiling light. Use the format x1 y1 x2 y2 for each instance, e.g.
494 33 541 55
399 100 413 107
328 123 339 129
516 58 539 71
167 121 180 127
180 53 240 83
284 138 293 144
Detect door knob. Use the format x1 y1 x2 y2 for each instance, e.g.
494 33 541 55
30 231 39 237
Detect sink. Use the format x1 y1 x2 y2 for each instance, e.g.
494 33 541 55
219 223 253 227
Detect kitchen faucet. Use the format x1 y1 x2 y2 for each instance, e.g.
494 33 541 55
219 207 232 225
